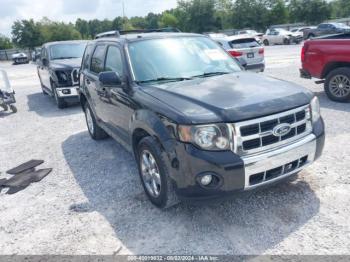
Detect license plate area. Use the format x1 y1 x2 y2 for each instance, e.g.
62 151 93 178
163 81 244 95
247 53 254 58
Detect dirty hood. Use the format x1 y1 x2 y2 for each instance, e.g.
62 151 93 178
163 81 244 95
141 72 313 124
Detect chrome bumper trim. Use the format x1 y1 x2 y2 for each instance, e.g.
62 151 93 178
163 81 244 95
243 134 317 190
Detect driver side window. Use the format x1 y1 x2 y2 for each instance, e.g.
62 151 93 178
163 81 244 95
104 46 124 76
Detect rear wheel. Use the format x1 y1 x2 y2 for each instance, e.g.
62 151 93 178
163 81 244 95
325 67 350 102
84 102 108 140
263 39 269 46
137 136 179 209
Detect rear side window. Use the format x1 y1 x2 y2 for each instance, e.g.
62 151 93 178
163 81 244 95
90 45 106 74
105 46 124 76
82 44 94 70
229 38 260 49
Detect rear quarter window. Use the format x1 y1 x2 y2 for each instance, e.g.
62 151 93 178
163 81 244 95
229 38 260 49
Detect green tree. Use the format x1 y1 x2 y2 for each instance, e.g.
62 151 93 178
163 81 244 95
330 0 350 19
11 19 43 49
267 0 289 25
288 0 331 24
75 18 90 38
176 0 218 33
145 13 161 29
159 12 179 28
0 34 13 49
40 18 81 42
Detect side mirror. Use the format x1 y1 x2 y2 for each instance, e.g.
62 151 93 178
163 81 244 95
99 71 122 86
42 58 48 66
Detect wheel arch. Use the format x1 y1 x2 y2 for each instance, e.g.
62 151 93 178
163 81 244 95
322 62 350 79
130 109 177 159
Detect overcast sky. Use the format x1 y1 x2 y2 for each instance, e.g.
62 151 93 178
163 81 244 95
0 0 178 36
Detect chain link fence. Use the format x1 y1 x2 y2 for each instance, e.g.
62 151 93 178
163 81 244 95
0 48 32 61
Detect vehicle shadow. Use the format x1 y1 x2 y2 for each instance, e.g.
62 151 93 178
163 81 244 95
62 131 320 255
314 91 350 113
27 92 81 117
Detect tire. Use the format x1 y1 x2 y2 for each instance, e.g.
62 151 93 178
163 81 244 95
84 102 108 140
137 136 179 209
9 105 17 113
52 83 66 109
283 38 290 45
307 34 315 40
263 39 269 46
325 67 350 102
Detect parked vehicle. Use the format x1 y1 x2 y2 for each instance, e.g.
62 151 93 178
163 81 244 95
211 34 265 72
79 30 325 209
304 23 350 40
237 29 264 43
263 28 302 46
0 69 17 113
12 52 29 65
37 40 88 108
300 33 350 102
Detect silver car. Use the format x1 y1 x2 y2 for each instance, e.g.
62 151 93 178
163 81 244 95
211 34 265 72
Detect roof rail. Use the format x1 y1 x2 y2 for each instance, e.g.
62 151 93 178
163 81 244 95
95 27 181 39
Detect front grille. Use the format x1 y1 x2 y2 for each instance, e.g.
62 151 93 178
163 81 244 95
232 105 312 156
249 155 308 186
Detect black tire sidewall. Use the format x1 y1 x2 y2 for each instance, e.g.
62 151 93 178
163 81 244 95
263 40 269 46
137 137 171 208
52 82 66 108
325 67 350 102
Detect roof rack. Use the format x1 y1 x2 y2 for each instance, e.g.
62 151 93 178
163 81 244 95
95 27 181 39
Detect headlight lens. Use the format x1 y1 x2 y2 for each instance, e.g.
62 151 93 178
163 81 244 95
178 124 231 151
310 96 321 123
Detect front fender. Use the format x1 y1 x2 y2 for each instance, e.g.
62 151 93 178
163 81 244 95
130 109 177 156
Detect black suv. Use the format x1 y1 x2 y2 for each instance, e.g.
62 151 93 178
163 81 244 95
79 31 325 208
37 40 87 108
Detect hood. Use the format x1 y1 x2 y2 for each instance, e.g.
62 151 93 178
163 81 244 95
50 58 82 70
12 53 27 58
141 72 313 124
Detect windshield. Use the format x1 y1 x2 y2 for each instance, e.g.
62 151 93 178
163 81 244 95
334 23 350 29
50 43 87 60
128 36 241 83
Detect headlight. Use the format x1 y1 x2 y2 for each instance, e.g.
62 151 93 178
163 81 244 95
56 71 68 83
310 96 321 123
178 124 231 151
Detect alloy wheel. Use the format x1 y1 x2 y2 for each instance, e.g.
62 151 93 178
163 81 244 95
140 150 161 198
329 75 350 98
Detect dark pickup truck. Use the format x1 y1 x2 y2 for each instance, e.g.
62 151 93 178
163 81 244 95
304 22 350 40
79 31 325 208
300 33 350 102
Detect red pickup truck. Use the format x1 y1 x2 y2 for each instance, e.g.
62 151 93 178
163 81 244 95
300 34 350 102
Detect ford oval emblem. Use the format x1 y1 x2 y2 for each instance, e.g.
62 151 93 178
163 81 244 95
273 123 292 137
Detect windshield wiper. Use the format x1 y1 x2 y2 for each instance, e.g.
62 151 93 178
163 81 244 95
136 77 192 84
190 71 231 78
52 56 79 60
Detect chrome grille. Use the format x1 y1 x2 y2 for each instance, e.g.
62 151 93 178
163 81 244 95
232 105 312 156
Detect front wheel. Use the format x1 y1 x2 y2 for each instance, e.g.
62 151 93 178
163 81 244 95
263 39 269 46
52 83 67 109
283 38 290 45
9 105 17 113
325 67 350 102
137 136 179 209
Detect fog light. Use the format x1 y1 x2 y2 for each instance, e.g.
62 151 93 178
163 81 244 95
200 174 213 186
62 89 71 94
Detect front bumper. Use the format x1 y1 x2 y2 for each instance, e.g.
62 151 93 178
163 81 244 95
172 119 325 200
56 86 79 98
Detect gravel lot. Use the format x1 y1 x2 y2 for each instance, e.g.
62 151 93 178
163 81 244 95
0 45 349 255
